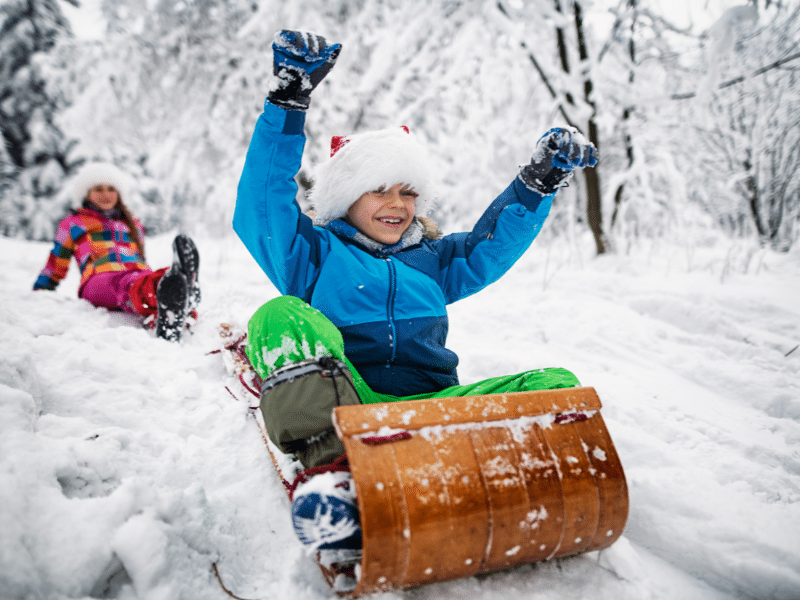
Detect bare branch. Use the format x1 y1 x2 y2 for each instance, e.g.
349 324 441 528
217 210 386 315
672 51 800 100
496 1 580 129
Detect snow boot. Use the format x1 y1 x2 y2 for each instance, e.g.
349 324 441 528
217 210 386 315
172 234 201 311
155 265 188 342
291 470 362 552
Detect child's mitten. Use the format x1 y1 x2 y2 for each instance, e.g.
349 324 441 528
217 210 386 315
268 30 341 110
518 127 598 194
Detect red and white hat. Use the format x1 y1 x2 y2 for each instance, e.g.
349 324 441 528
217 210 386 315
309 126 435 225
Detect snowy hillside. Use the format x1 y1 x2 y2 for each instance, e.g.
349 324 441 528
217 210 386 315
1 230 798 599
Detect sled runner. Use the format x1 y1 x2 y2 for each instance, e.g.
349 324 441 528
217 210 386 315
214 325 628 597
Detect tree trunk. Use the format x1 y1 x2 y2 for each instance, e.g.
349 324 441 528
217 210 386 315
611 107 633 228
554 1 575 106
611 0 637 230
743 156 768 243
574 1 609 253
502 0 610 253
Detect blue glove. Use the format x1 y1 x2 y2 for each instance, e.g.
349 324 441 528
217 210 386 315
268 30 342 110
518 128 598 194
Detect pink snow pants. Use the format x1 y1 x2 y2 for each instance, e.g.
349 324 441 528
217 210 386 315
79 270 153 315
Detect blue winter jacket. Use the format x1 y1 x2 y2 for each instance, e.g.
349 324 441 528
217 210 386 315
234 102 554 396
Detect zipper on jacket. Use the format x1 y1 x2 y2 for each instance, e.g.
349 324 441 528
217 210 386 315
385 258 398 364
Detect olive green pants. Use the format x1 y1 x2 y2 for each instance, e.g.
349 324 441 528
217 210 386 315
248 296 580 466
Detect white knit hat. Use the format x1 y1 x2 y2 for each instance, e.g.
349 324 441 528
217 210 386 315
309 127 436 225
69 162 132 207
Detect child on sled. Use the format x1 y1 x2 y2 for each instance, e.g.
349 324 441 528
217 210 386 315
34 162 201 342
234 30 597 552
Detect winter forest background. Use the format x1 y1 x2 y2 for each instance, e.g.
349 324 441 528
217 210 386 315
2 2 800 599
1 0 799 258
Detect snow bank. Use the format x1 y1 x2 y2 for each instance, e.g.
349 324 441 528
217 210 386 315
1 232 798 599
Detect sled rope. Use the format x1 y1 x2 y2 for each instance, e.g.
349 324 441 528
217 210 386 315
238 373 261 398
210 333 263 401
212 562 257 600
286 454 351 501
207 332 248 355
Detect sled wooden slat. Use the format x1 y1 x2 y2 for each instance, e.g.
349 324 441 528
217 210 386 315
345 438 408 586
426 431 491 580
514 423 565 563
572 416 629 549
391 434 455 585
333 387 628 596
540 421 601 557
471 426 533 571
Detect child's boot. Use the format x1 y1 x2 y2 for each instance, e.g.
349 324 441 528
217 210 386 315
172 234 201 311
155 265 188 342
291 470 361 551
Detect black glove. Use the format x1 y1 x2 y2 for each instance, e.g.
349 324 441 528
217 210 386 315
518 128 598 194
267 30 342 110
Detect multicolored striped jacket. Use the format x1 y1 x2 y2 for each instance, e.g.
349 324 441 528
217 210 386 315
33 206 149 292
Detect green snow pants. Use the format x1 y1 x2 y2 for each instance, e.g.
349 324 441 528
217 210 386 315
247 296 580 467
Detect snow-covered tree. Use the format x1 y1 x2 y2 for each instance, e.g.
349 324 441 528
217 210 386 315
683 2 800 251
53 0 260 235
53 0 563 236
491 0 607 253
6 0 795 257
0 0 77 239
589 0 700 249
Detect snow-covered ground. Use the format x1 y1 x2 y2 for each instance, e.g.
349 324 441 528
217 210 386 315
1 230 798 600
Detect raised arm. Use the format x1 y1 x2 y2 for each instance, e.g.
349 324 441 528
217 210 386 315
233 31 341 298
435 128 598 302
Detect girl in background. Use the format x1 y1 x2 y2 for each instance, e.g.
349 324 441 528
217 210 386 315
34 162 200 342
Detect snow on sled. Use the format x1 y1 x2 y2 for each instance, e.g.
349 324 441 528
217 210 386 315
329 387 629 595
213 325 628 597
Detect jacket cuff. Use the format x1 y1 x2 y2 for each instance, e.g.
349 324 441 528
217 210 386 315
33 275 56 290
262 99 306 135
513 176 553 212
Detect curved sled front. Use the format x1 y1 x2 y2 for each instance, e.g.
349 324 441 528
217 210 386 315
332 387 628 595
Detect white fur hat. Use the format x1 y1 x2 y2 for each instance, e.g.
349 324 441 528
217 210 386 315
309 127 435 225
70 162 132 207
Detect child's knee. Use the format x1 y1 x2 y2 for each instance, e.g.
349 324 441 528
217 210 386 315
249 295 299 328
260 357 361 468
247 296 347 376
